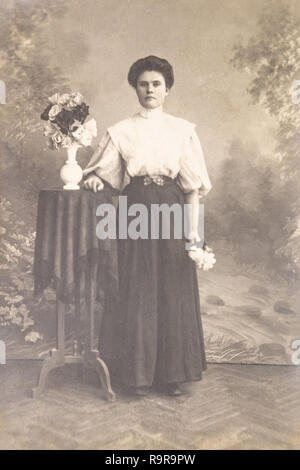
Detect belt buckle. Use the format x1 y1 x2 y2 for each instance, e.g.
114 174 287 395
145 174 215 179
153 175 165 186
143 175 165 186
143 176 153 185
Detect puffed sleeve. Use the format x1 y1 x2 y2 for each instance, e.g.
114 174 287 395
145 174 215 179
177 129 212 197
83 131 128 191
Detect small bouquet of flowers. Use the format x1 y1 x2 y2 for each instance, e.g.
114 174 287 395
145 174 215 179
187 240 216 271
40 92 97 149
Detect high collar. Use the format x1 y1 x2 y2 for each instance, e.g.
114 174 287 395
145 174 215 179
138 105 164 120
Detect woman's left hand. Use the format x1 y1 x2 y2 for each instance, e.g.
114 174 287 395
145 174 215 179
83 174 104 192
186 231 201 246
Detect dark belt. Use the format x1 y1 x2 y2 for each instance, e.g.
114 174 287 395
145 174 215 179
130 175 175 186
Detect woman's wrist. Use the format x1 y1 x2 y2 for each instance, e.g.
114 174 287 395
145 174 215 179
186 231 201 243
83 170 96 181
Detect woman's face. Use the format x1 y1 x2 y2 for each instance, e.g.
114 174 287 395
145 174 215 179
135 70 168 109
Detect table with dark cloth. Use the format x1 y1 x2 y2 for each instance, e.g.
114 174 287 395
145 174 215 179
34 188 118 303
32 187 119 401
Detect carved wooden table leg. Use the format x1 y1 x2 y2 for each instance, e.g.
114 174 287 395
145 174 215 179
32 272 115 401
84 350 116 402
32 298 66 398
84 268 116 402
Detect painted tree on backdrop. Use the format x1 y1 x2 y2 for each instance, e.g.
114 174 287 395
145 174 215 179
0 0 69 187
226 2 300 280
0 1 71 345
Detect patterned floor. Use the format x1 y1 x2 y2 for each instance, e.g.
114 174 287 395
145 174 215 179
0 361 299 450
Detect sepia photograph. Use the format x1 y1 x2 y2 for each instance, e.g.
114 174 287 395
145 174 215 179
0 0 299 452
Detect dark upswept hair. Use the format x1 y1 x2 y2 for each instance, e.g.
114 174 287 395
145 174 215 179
128 55 174 89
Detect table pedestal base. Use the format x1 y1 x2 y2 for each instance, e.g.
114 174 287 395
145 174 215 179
32 347 116 402
32 271 116 402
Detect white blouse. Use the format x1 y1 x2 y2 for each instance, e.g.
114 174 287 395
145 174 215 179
83 106 212 197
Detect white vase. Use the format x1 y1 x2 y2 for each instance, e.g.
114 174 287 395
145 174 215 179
60 144 83 190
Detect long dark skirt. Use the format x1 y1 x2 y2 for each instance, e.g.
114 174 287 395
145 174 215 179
99 176 207 388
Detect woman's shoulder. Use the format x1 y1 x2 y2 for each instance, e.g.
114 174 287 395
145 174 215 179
107 112 196 139
106 116 135 146
106 115 140 151
107 114 139 132
163 112 196 134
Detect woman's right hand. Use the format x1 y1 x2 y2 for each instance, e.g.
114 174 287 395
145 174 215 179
83 174 104 192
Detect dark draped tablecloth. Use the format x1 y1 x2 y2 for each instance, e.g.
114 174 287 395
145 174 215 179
33 188 119 303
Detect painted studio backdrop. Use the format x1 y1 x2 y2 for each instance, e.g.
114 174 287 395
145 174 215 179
0 0 299 364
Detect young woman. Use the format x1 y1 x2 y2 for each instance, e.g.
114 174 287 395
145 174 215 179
83 56 212 397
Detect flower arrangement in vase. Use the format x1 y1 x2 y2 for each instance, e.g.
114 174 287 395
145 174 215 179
41 92 97 190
